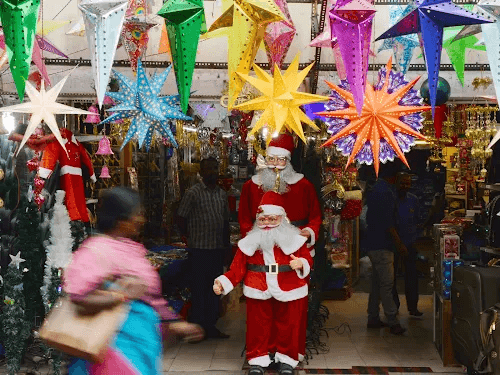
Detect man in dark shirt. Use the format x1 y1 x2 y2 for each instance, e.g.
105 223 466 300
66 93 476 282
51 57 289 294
365 163 406 335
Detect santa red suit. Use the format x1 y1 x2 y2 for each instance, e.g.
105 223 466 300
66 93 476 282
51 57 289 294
39 128 96 222
215 191 313 369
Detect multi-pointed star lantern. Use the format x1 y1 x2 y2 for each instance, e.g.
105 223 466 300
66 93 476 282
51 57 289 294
318 59 431 176
376 0 491 116
204 0 286 109
102 60 192 151
0 69 94 155
158 0 206 114
121 19 156 72
233 54 329 144
330 0 376 115
79 0 128 108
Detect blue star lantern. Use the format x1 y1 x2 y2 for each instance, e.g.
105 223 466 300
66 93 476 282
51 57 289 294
376 0 491 116
102 60 191 150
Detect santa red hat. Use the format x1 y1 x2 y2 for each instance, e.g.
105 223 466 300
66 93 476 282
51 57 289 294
257 191 286 217
267 132 294 159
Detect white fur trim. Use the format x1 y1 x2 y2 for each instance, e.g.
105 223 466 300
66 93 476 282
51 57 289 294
267 146 291 158
304 227 315 247
248 354 273 367
310 248 315 257
252 174 261 185
38 167 52 179
285 172 304 185
275 352 299 368
298 354 305 362
259 205 285 216
277 235 307 255
295 257 310 279
90 174 97 183
243 285 272 300
216 275 234 295
238 234 260 256
265 274 308 302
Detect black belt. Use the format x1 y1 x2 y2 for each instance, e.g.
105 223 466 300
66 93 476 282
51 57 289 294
247 263 293 274
291 219 308 227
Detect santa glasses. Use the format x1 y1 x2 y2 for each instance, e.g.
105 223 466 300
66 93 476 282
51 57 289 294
257 215 282 228
266 156 287 164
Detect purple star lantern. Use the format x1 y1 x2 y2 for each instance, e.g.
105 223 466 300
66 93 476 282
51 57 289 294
330 0 376 115
376 0 491 116
264 0 296 73
302 102 327 122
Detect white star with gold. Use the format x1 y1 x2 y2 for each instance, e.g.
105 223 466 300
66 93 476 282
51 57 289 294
0 68 94 156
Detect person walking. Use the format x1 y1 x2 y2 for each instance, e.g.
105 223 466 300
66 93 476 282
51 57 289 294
177 157 231 340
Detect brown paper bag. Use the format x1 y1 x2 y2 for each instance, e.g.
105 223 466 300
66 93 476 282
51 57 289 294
39 295 129 363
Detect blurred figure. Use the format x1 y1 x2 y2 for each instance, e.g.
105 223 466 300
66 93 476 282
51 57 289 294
177 157 231 340
64 186 203 375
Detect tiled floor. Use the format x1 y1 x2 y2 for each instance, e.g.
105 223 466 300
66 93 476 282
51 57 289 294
163 292 465 375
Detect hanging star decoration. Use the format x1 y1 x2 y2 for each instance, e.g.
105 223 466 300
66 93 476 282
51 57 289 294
376 0 491 116
79 0 128 108
318 58 430 175
101 60 192 151
0 68 95 155
9 252 26 270
329 0 376 115
157 22 171 56
121 19 156 72
203 0 286 109
0 0 41 101
263 0 296 73
126 0 149 18
158 0 206 114
377 5 420 75
233 54 329 144
67 17 86 36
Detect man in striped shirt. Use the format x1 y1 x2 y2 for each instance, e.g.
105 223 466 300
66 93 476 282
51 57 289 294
177 157 231 340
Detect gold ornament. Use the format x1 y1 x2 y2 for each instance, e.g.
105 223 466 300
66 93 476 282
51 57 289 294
0 169 4 181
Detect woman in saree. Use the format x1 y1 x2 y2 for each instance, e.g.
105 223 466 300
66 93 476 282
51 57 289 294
63 186 204 375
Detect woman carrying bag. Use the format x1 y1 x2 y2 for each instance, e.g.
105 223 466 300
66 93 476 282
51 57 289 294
63 187 204 375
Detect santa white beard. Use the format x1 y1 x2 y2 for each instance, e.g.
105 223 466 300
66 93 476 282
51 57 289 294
259 162 298 193
248 218 302 252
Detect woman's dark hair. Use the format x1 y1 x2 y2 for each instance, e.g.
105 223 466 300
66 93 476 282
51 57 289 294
96 187 141 233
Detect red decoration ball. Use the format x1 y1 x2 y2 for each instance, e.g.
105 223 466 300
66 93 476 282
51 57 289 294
34 194 45 208
34 177 45 191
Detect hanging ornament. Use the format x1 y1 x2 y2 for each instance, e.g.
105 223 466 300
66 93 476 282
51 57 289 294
33 176 45 191
318 58 430 175
121 19 156 72
84 105 101 124
0 198 4 209
100 165 111 178
95 135 114 155
0 169 4 181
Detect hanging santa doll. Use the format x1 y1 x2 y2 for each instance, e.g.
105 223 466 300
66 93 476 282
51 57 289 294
214 191 312 375
38 128 96 222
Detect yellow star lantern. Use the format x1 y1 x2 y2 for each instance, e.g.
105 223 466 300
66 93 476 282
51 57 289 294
318 58 431 175
234 54 329 144
204 0 286 109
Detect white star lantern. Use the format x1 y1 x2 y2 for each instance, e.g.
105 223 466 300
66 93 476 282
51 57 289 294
9 252 26 270
79 0 128 108
0 68 95 155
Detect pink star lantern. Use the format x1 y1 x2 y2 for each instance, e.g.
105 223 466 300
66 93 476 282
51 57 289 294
329 0 376 115
264 0 296 73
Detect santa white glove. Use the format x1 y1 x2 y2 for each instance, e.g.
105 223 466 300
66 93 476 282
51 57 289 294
213 279 223 295
289 254 304 270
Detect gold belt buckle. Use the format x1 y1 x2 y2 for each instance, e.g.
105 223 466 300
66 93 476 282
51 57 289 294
268 263 278 275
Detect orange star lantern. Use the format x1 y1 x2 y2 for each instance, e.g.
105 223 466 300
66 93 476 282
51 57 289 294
318 58 430 175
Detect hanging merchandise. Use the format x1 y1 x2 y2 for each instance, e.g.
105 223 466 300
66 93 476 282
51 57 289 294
99 165 111 178
377 5 420 75
157 22 171 56
0 0 41 101
232 54 329 144
84 104 101 124
126 0 149 18
66 17 86 36
0 70 94 155
329 0 376 115
376 0 491 116
79 0 128 108
263 0 295 73
95 135 114 155
158 0 206 114
202 0 286 109
191 102 228 129
319 58 430 175
102 60 192 150
121 19 156 72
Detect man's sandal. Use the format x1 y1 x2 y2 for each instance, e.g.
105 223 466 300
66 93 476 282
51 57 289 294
248 365 265 375
279 363 294 375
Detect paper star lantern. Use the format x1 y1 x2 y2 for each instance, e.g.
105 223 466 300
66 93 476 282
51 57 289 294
121 19 156 72
126 0 149 18
376 0 491 116
0 69 95 155
102 60 192 150
0 0 41 101
67 17 86 36
204 0 286 109
233 54 329 144
79 0 128 108
158 0 206 114
157 22 171 56
318 59 430 175
9 252 26 270
330 0 376 115
263 0 295 73
377 5 420 75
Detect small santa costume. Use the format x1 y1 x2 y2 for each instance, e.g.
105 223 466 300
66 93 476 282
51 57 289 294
39 128 96 222
216 191 313 370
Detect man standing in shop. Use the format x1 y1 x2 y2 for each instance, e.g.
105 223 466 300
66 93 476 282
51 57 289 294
177 157 231 340
365 162 406 335
393 172 422 317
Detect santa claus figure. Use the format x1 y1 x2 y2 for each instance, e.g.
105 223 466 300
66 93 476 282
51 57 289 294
238 132 322 361
39 128 96 222
214 191 313 375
